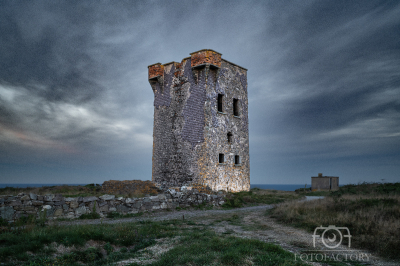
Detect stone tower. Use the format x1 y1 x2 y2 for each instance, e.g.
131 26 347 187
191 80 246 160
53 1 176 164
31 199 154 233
148 49 250 192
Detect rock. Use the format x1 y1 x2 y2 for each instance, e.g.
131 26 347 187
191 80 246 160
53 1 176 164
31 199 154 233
64 197 77 202
17 192 25 197
128 210 138 214
54 209 63 216
10 200 22 206
125 198 134 204
44 194 54 201
32 200 44 206
181 186 187 192
99 194 115 201
69 201 79 208
152 204 161 210
62 204 69 210
143 197 151 203
37 195 44 201
176 192 183 198
109 207 116 212
98 201 108 207
116 204 130 213
66 212 75 219
89 201 100 213
0 206 15 220
78 197 83 202
83 196 99 203
75 206 87 216
53 195 63 201
133 201 142 209
160 202 167 209
29 193 37 200
23 206 35 211
20 195 30 201
167 189 176 196
219 201 225 205
42 205 54 217
116 197 123 201
99 205 108 212
150 196 159 202
157 194 166 200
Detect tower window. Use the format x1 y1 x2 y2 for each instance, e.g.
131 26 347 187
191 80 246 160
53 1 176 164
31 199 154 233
219 153 225 164
227 132 232 143
233 98 239 116
235 155 240 165
218 94 223 112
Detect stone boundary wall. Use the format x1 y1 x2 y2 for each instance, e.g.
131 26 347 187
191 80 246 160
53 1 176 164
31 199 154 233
0 189 225 222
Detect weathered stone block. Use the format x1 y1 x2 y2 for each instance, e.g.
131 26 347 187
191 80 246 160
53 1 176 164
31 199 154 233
32 200 44 206
10 200 22 206
99 205 108 212
21 195 30 201
0 206 15 220
69 201 79 208
53 195 63 201
116 204 130 213
29 193 37 200
99 194 115 201
75 206 87 216
44 194 54 201
83 196 99 203
54 209 63 216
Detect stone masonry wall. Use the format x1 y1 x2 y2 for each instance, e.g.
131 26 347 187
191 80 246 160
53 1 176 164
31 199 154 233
0 189 226 222
149 49 250 192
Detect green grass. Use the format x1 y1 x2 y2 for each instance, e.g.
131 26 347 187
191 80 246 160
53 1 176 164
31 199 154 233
0 215 313 266
131 231 308 266
222 189 300 209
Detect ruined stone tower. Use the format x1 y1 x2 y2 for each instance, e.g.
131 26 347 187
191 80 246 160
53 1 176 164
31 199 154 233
148 49 250 192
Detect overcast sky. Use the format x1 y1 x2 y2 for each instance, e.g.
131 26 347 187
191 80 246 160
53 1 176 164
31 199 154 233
0 0 399 185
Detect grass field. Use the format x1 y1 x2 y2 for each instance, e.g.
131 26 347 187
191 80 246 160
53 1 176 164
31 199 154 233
0 186 374 266
271 182 400 259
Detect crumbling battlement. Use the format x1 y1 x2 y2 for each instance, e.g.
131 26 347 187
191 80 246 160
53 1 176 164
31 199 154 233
148 49 250 192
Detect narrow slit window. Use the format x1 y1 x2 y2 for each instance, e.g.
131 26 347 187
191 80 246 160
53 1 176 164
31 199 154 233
218 94 223 112
219 153 225 164
235 155 240 165
227 132 232 143
233 98 239 116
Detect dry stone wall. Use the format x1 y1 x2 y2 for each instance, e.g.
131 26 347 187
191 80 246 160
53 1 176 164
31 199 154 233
0 189 225 222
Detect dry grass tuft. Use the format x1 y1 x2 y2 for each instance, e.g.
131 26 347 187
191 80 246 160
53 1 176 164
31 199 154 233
272 183 400 259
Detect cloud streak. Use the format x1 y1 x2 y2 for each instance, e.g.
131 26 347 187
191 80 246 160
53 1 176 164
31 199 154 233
0 0 399 184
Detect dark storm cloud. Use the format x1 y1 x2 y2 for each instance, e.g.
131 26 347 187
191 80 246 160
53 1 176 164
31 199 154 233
0 0 399 184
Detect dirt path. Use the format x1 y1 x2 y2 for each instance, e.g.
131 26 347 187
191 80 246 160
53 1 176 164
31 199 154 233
54 205 398 266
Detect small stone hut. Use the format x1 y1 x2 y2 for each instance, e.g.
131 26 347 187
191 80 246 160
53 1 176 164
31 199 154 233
311 173 339 191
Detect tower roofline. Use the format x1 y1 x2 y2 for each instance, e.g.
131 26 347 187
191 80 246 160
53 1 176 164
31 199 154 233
190 49 222 55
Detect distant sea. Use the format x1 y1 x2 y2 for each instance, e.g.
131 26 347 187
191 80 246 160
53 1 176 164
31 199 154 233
1 183 311 191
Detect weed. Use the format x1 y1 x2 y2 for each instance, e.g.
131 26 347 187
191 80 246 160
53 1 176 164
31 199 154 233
271 182 400 259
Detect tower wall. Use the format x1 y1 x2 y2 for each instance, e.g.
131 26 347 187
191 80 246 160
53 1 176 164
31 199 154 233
149 50 250 192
